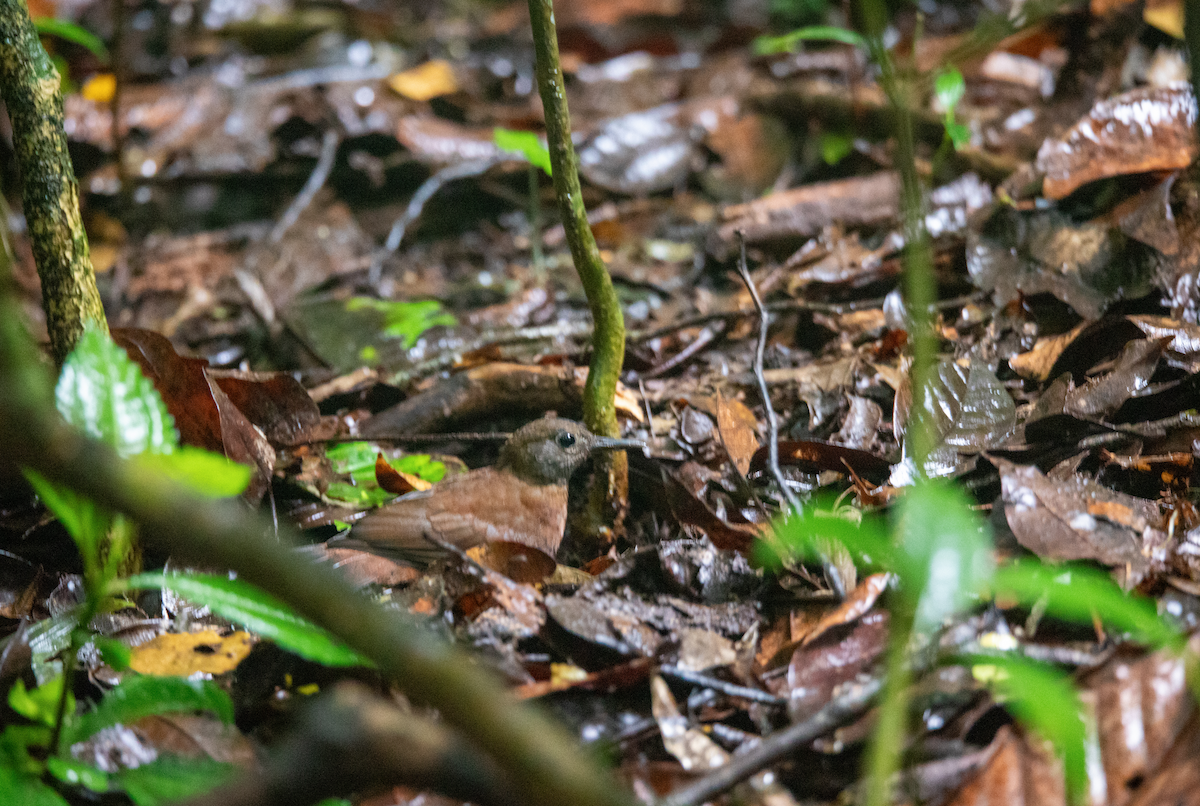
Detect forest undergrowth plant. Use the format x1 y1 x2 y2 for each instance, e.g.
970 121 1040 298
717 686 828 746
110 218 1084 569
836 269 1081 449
2 324 367 805
753 0 1194 802
762 494 1190 805
494 126 553 279
753 0 1066 158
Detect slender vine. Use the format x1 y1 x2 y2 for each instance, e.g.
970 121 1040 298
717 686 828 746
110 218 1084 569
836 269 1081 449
526 0 629 534
856 0 939 802
0 0 106 364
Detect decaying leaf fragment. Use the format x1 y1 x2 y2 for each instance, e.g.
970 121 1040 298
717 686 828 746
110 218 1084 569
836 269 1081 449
896 358 1016 477
1037 84 1198 200
1063 337 1168 421
715 392 760 477
992 457 1167 584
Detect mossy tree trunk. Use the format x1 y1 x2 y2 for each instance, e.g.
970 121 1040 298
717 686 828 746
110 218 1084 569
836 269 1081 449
0 0 106 364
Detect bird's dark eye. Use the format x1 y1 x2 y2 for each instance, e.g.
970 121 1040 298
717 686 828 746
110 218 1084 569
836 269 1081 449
555 431 576 449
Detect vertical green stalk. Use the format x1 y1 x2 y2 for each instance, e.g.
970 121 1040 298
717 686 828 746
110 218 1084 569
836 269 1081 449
525 0 625 438
0 0 106 365
528 163 546 282
862 604 916 806
857 0 938 803
862 27 937 468
526 0 628 535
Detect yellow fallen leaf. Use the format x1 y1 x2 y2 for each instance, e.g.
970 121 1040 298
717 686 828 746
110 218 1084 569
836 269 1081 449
81 73 116 103
130 630 255 676
387 60 458 101
550 663 589 685
1145 0 1183 38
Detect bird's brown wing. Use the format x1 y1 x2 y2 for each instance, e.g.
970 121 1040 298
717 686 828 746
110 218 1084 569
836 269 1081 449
425 468 568 555
340 485 442 566
343 468 568 565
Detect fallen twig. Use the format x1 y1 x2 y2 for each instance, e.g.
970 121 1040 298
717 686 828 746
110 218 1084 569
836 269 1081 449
369 157 501 285
659 665 786 706
735 232 847 597
628 291 987 345
183 682 524 806
271 129 341 244
662 674 883 806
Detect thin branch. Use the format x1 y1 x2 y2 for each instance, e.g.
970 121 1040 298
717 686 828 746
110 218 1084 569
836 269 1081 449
662 674 883 806
183 682 524 806
271 129 340 244
735 232 847 598
658 665 786 706
369 157 500 285
629 291 988 345
736 232 797 516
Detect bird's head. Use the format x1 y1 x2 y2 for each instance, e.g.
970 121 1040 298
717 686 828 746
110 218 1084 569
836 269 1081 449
499 417 642 485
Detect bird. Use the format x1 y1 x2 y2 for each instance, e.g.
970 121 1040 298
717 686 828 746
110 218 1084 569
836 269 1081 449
330 417 643 567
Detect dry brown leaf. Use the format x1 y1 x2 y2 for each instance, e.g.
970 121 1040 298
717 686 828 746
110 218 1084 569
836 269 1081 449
1037 86 1197 200
715 391 760 476
944 726 1066 806
1010 323 1088 381
375 452 432 495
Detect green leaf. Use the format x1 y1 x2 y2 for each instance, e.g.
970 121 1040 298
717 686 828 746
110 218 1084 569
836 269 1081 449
0 724 53 763
325 444 446 507
118 757 237 806
990 561 1181 650
967 654 1088 805
126 574 369 667
94 637 132 671
56 324 179 457
752 25 867 55
26 611 78 685
327 443 445 485
933 67 966 113
8 677 72 729
391 453 446 483
819 132 854 166
761 500 894 571
945 121 971 149
933 68 970 150
343 298 456 350
493 128 552 176
33 18 109 61
22 469 108 566
324 480 392 508
894 481 993 633
61 676 233 747
46 758 110 793
326 441 380 474
0 765 69 806
132 449 252 499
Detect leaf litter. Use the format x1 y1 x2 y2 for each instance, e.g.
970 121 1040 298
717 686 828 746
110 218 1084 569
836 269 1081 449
9 0 1200 803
